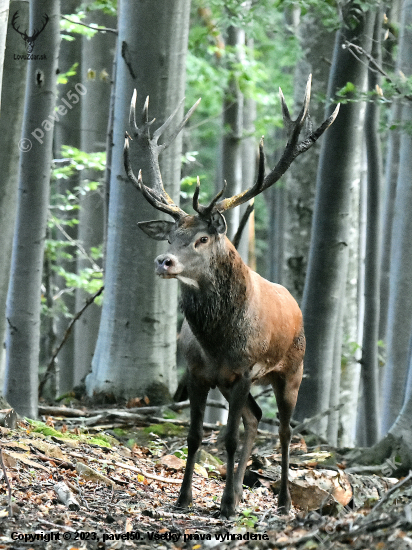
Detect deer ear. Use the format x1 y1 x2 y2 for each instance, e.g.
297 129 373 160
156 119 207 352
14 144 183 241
138 220 175 241
209 211 227 235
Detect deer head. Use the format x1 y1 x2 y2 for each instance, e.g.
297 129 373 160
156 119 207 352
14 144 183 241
124 76 339 288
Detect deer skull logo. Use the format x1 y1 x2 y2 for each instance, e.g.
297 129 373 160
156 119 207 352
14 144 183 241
11 11 49 54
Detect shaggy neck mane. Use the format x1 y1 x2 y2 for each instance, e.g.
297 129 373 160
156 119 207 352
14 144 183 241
180 243 251 357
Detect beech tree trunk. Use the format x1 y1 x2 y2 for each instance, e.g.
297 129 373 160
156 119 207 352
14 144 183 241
4 0 60 417
220 25 245 242
294 3 374 437
53 0 81 395
0 0 28 388
0 0 9 102
381 0 412 434
360 14 383 445
283 12 335 303
86 0 191 402
73 9 115 388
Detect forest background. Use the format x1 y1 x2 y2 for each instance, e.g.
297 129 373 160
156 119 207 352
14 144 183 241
0 0 412 467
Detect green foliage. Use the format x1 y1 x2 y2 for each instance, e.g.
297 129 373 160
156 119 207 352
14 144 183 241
341 336 361 369
60 13 99 39
57 62 79 85
42 146 105 324
82 0 117 16
143 424 185 437
282 0 340 31
236 508 259 528
26 420 115 447
174 447 188 460
60 1 116 40
185 1 301 213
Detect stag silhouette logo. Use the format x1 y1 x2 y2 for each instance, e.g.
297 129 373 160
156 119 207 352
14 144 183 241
11 11 49 54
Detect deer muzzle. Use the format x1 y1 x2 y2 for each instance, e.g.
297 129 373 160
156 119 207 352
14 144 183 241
155 254 182 278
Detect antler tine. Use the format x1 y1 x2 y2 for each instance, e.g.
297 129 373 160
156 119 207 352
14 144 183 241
193 176 201 213
256 137 265 188
123 136 185 221
142 95 149 124
210 75 338 214
279 87 292 131
297 74 312 126
295 103 340 156
153 97 185 142
195 180 228 217
279 74 312 139
129 90 138 130
156 98 201 151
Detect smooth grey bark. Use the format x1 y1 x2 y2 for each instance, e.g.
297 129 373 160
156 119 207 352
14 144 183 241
294 4 374 436
4 0 61 417
283 13 335 303
378 0 403 345
362 335 412 470
205 24 245 425
378 100 401 344
268 177 286 285
238 94 256 263
360 14 383 445
73 9 115 388
52 0 81 396
86 0 191 401
220 25 245 242
340 153 363 447
0 0 28 389
381 0 412 434
0 0 9 102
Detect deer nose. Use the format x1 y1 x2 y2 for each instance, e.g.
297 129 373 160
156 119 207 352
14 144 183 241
155 254 176 275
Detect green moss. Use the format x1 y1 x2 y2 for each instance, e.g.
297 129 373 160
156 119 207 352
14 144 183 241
143 423 185 437
25 419 118 448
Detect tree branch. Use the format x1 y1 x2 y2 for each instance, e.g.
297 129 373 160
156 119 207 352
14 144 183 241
38 285 104 398
61 15 118 35
344 40 412 102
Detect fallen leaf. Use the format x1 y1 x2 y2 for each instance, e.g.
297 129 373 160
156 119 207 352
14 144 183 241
158 455 185 471
76 462 117 487
2 450 49 472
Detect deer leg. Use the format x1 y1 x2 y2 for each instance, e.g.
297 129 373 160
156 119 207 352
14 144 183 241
272 363 303 513
233 394 262 505
220 375 251 519
175 374 209 509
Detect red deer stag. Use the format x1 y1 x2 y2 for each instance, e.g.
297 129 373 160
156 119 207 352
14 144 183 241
124 76 339 518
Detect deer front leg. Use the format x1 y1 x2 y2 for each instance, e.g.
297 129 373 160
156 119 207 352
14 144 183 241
175 375 209 509
220 375 251 519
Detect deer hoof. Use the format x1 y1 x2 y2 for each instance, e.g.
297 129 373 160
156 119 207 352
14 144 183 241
175 496 192 510
220 499 236 520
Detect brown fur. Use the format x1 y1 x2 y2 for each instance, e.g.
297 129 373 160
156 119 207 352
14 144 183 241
154 222 305 518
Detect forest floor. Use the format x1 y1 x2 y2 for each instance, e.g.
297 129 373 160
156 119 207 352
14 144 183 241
0 401 411 550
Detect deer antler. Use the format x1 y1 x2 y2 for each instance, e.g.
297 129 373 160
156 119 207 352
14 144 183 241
197 75 340 215
124 92 201 221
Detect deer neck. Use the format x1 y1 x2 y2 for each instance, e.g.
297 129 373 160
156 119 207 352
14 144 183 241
180 240 252 355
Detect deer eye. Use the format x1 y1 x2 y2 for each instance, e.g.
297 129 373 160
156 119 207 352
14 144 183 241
195 236 209 247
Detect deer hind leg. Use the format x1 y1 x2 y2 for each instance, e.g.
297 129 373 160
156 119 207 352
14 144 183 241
233 394 262 505
271 361 303 513
175 373 209 509
219 375 251 519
